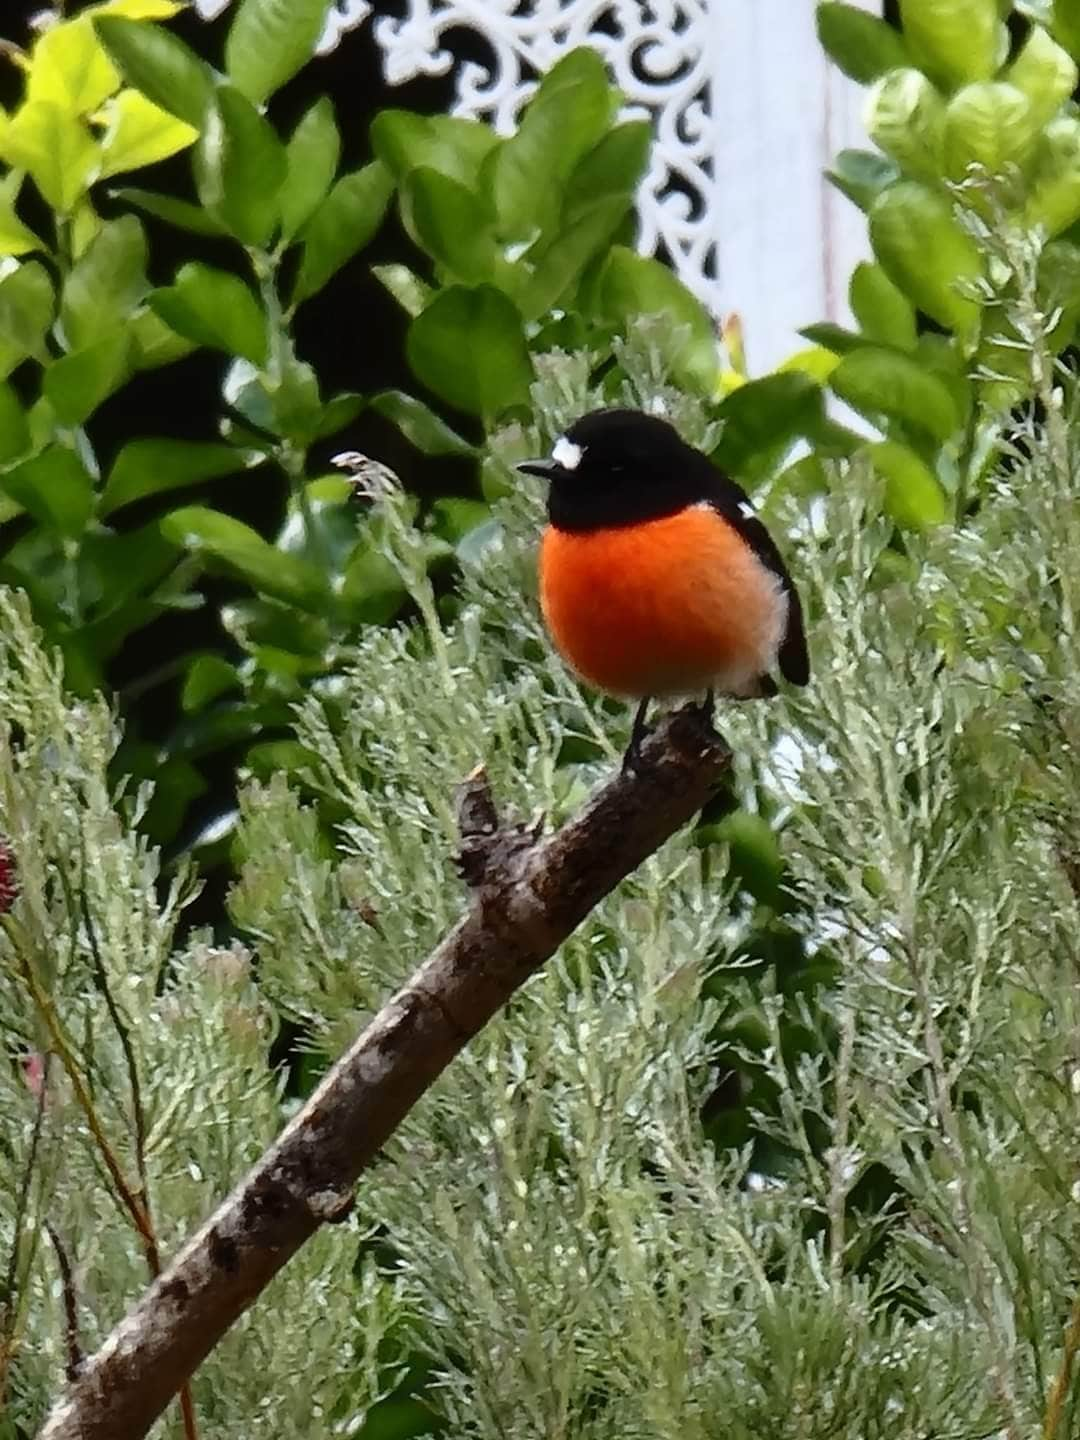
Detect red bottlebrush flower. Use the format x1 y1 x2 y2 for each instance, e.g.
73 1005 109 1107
0 838 17 914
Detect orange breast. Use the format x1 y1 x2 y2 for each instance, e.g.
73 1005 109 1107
539 507 787 699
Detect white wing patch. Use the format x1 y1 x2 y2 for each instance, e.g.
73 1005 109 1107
553 436 584 471
738 501 755 520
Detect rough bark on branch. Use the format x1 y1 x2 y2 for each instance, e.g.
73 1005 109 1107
37 707 729 1440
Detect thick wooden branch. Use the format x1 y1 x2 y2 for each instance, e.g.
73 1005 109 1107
37 707 729 1440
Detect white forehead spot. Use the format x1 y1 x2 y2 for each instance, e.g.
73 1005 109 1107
553 436 584 471
738 501 755 519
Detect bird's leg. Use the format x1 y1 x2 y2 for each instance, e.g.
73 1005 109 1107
698 687 715 719
622 697 652 774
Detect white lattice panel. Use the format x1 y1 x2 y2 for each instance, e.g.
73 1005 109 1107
194 1 878 371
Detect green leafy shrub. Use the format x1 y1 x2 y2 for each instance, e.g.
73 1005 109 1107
814 0 1080 524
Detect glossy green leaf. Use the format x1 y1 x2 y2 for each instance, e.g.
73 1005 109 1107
150 263 267 364
491 49 613 240
61 214 148 352
1025 117 1080 236
524 195 631 320
0 383 29 464
161 505 326 608
826 148 900 211
943 82 1040 181
340 542 408 625
94 17 213 128
194 85 286 248
816 4 910 83
98 88 198 177
368 391 477 456
849 261 917 349
1 447 94 535
371 263 432 317
711 373 824 474
407 285 533 419
313 391 364 440
597 247 719 394
1008 25 1078 126
866 438 949 529
0 101 100 213
562 121 652 226
225 0 327 103
129 306 197 369
44 330 130 425
798 321 873 355
280 97 340 241
108 186 227 235
370 111 499 186
399 167 495 282
865 68 945 181
0 261 54 375
831 347 961 441
869 181 983 343
182 653 242 712
29 15 119 115
102 438 255 514
293 162 394 301
898 0 1004 88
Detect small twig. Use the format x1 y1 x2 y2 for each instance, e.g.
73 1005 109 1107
44 1223 82 1383
37 705 729 1440
827 1006 856 1290
0 1051 51 1407
1042 1293 1080 1440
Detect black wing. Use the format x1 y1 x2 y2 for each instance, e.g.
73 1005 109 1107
699 458 810 686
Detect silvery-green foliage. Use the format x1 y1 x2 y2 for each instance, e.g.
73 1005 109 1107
10 317 1080 1437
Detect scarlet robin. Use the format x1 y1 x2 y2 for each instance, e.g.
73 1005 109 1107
518 408 809 768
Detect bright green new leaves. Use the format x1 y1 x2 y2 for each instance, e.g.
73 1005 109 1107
29 15 119 114
94 17 213 128
0 102 100 213
225 0 327 104
1025 117 1080 236
490 49 615 241
869 181 983 343
1007 25 1078 128
98 89 198 178
816 3 910 83
898 0 1004 90
1 448 94 536
942 82 1040 181
150 264 267 364
865 439 949 529
293 162 394 302
102 438 256 514
407 285 533 418
831 347 961 442
849 262 917 349
597 248 719 394
866 69 945 182
0 175 43 258
160 507 325 610
280 98 340 241
0 262 54 377
712 373 825 475
1050 0 1080 61
562 121 651 224
195 86 286 248
61 215 148 351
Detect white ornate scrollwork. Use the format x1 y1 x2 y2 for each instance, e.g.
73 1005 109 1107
191 0 372 55
372 2 719 314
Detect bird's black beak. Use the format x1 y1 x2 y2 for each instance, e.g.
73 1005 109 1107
517 459 564 481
